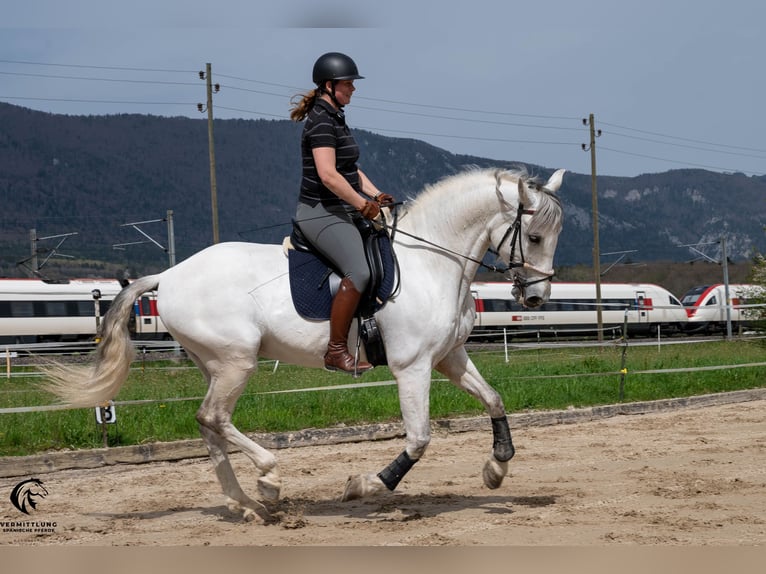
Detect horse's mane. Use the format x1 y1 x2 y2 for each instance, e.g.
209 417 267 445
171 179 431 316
406 167 519 206
400 167 562 234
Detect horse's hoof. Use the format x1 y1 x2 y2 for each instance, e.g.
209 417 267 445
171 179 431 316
258 473 282 503
340 473 385 501
225 496 272 523
482 457 508 490
341 475 365 501
225 497 241 514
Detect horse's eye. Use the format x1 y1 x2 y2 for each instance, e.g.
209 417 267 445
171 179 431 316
528 235 541 244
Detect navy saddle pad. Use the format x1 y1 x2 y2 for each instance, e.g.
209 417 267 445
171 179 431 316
288 233 396 321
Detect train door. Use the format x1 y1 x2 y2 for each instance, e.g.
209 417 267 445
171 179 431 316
471 289 481 325
704 291 723 322
634 290 649 325
135 295 161 338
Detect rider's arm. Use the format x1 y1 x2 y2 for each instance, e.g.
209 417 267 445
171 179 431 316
358 169 383 200
313 147 368 210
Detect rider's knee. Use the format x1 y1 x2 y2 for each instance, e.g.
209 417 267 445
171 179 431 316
345 268 370 293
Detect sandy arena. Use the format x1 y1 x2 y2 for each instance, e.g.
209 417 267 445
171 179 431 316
1 397 764 546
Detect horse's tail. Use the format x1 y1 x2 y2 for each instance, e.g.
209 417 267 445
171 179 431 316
41 275 161 408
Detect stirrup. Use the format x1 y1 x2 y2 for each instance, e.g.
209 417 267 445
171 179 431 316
324 349 373 376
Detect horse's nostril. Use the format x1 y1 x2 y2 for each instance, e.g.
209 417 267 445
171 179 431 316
525 296 543 308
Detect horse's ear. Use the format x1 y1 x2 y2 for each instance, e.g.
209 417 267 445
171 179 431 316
543 169 566 193
517 176 530 206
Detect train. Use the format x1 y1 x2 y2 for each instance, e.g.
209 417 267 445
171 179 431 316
470 281 689 339
0 278 169 344
2 277 763 345
680 283 765 334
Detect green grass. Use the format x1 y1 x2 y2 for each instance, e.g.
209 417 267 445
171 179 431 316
1 339 764 457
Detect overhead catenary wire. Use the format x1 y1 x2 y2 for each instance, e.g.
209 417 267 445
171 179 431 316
0 58 763 174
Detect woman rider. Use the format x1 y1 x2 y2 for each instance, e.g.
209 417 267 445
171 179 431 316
290 52 394 375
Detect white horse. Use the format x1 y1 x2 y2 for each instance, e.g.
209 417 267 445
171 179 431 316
44 167 565 521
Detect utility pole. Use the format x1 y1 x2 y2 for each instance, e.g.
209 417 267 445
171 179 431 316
22 229 78 277
199 63 220 244
582 114 603 341
166 209 176 267
680 239 733 339
721 235 732 340
29 228 38 275
114 215 176 269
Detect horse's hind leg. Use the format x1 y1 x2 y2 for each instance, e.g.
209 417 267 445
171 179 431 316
192 357 282 521
197 425 272 521
435 346 514 490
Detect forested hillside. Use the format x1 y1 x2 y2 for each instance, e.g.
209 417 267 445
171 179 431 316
1 102 764 287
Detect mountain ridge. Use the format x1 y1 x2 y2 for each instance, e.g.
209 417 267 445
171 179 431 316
1 102 763 280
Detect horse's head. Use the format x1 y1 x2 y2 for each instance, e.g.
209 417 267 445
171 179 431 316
490 169 564 308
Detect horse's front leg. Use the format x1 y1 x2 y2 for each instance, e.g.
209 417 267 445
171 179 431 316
341 364 432 501
435 346 514 490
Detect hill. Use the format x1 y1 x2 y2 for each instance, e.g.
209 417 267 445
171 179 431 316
1 102 764 289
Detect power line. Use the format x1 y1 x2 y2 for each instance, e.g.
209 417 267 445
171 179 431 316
604 130 766 161
0 60 584 124
354 125 580 148
0 59 196 74
599 119 766 154
0 70 199 87
217 71 582 121
599 145 761 175
0 95 196 107
1 59 763 174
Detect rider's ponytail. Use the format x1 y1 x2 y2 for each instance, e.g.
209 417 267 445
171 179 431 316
289 90 319 122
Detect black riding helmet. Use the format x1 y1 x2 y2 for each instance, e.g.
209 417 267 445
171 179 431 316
312 52 364 85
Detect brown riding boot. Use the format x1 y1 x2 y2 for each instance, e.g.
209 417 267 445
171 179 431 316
324 278 373 375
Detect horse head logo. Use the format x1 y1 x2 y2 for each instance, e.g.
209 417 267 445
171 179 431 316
10 478 48 515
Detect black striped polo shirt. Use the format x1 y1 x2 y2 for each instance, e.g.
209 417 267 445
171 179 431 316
298 98 361 207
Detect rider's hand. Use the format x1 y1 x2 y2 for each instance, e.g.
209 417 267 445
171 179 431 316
375 192 395 205
358 200 381 220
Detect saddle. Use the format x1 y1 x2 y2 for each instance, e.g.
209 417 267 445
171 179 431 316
286 218 397 366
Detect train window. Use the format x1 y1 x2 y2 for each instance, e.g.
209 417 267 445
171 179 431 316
0 301 9 318
483 299 525 313
706 296 717 306
45 301 68 317
10 301 34 317
75 301 93 317
140 297 152 316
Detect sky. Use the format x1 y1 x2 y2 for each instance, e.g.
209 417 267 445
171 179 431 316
2 0 765 178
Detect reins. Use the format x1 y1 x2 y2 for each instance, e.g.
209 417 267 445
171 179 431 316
379 202 554 286
244 177 556 288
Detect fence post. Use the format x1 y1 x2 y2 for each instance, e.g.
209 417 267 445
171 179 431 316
100 406 108 448
618 309 629 401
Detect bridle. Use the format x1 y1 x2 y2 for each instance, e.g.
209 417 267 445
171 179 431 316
490 203 555 290
378 198 555 292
